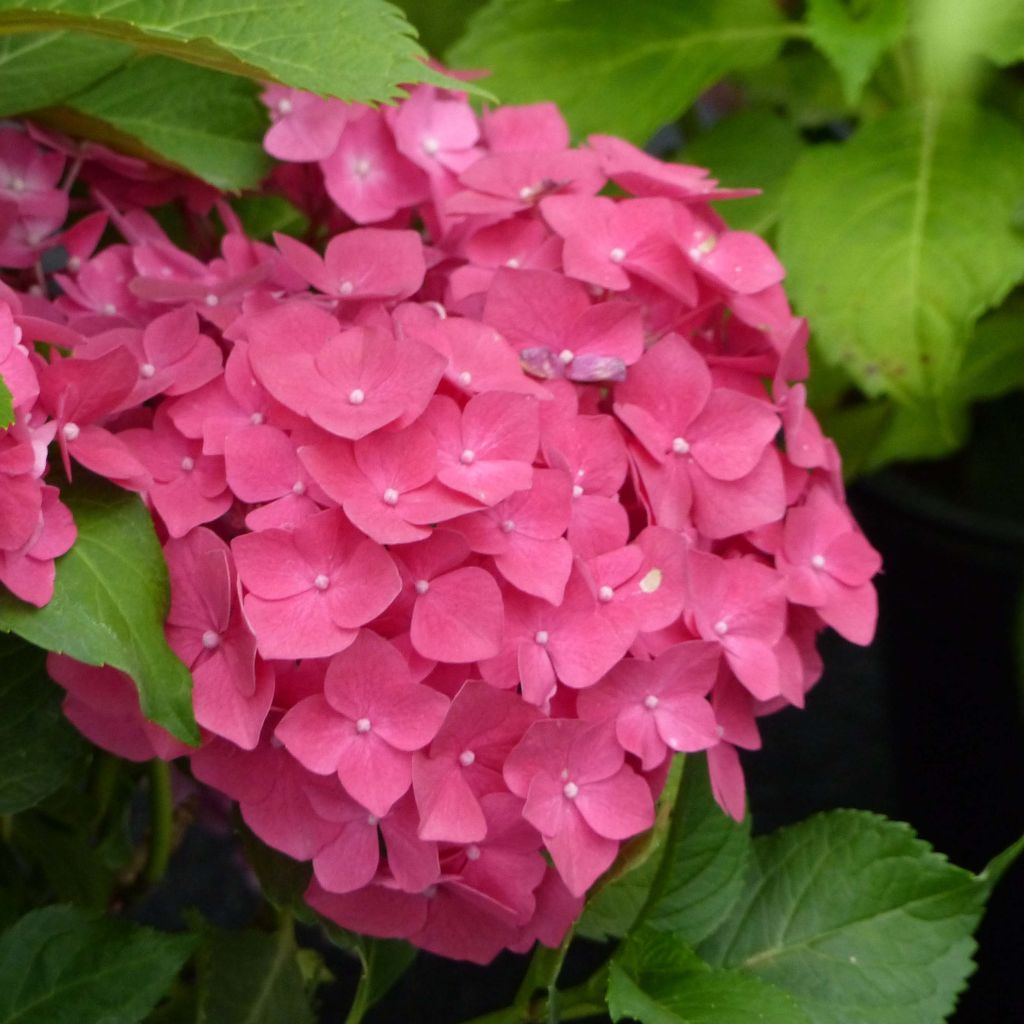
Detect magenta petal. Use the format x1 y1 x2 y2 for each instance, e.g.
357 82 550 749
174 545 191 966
275 695 352 775
244 591 358 660
495 536 572 604
313 822 381 894
192 653 272 751
723 635 781 701
412 755 487 843
307 880 428 939
336 732 413 817
543 809 618 897
575 767 654 840
411 567 503 662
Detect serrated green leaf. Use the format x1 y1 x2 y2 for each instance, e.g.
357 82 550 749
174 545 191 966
699 811 989 1024
0 0 461 102
683 109 803 236
0 373 12 429
63 57 272 190
0 905 195 1024
0 634 86 814
806 0 908 105
735 46 850 127
197 925 315 1024
779 101 1024 402
0 473 198 745
639 755 751 945
0 31 131 116
449 0 794 144
608 927 809 1024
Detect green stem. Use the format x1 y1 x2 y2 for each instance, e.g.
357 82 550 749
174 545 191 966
89 751 119 827
0 814 11 844
343 946 373 1024
144 759 174 885
456 967 611 1024
514 924 575 1021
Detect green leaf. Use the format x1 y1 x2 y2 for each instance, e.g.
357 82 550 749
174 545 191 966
0 473 198 745
0 0 460 102
347 937 418 1018
0 905 195 1024
682 109 803 236
955 295 1024 402
639 755 751 945
0 634 86 814
0 32 130 116
806 0 908 105
449 0 793 144
699 811 989 1024
63 57 272 190
779 101 1024 402
397 0 487 59
230 195 309 243
608 927 809 1024
0 373 12 429
240 829 312 914
196 925 315 1024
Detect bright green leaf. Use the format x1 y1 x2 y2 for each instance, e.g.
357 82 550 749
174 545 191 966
779 101 1024 402
0 373 12 431
0 634 86 814
699 811 989 1024
64 57 272 190
197 925 315 1024
806 0 908 105
0 32 130 116
0 905 195 1024
449 0 794 143
683 109 803 236
608 927 809 1024
639 755 751 944
0 473 198 745
0 0 460 102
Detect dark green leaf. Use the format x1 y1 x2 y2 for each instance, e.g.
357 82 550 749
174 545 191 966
241 829 312 914
65 57 272 190
9 813 114 909
608 927 809 1024
780 101 1024 402
449 0 793 143
0 633 86 813
230 195 308 243
0 0 461 102
353 938 417 1015
398 0 487 59
0 473 198 745
0 905 195 1024
197 925 315 1024
955 296 1024 402
639 755 751 945
0 373 12 429
683 109 803 236
806 0 908 105
0 31 130 116
699 811 988 1024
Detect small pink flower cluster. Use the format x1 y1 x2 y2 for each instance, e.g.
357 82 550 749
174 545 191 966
0 82 881 963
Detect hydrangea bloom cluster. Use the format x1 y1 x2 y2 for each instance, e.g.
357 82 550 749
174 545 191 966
0 82 881 963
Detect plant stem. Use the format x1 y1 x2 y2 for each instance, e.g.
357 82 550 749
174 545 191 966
144 759 173 884
89 751 119 827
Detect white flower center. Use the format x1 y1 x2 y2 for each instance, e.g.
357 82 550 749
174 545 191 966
277 98 293 115
292 480 306 495
558 348 574 364
598 585 614 603
101 303 117 316
180 456 195 472
382 488 399 506
501 519 516 533
609 247 626 263
250 412 264 425
458 749 476 767
644 694 659 710
460 449 475 465
714 619 729 636
505 257 521 268
457 370 472 387
421 136 440 155
355 717 372 734
466 844 482 861
672 437 690 455
563 781 579 799
201 630 220 650
62 422 80 442
572 484 584 498
352 157 372 179
338 280 354 296
811 554 826 569
313 574 330 591
348 388 365 405
204 293 219 307
414 579 430 595
534 630 549 646
139 362 156 379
